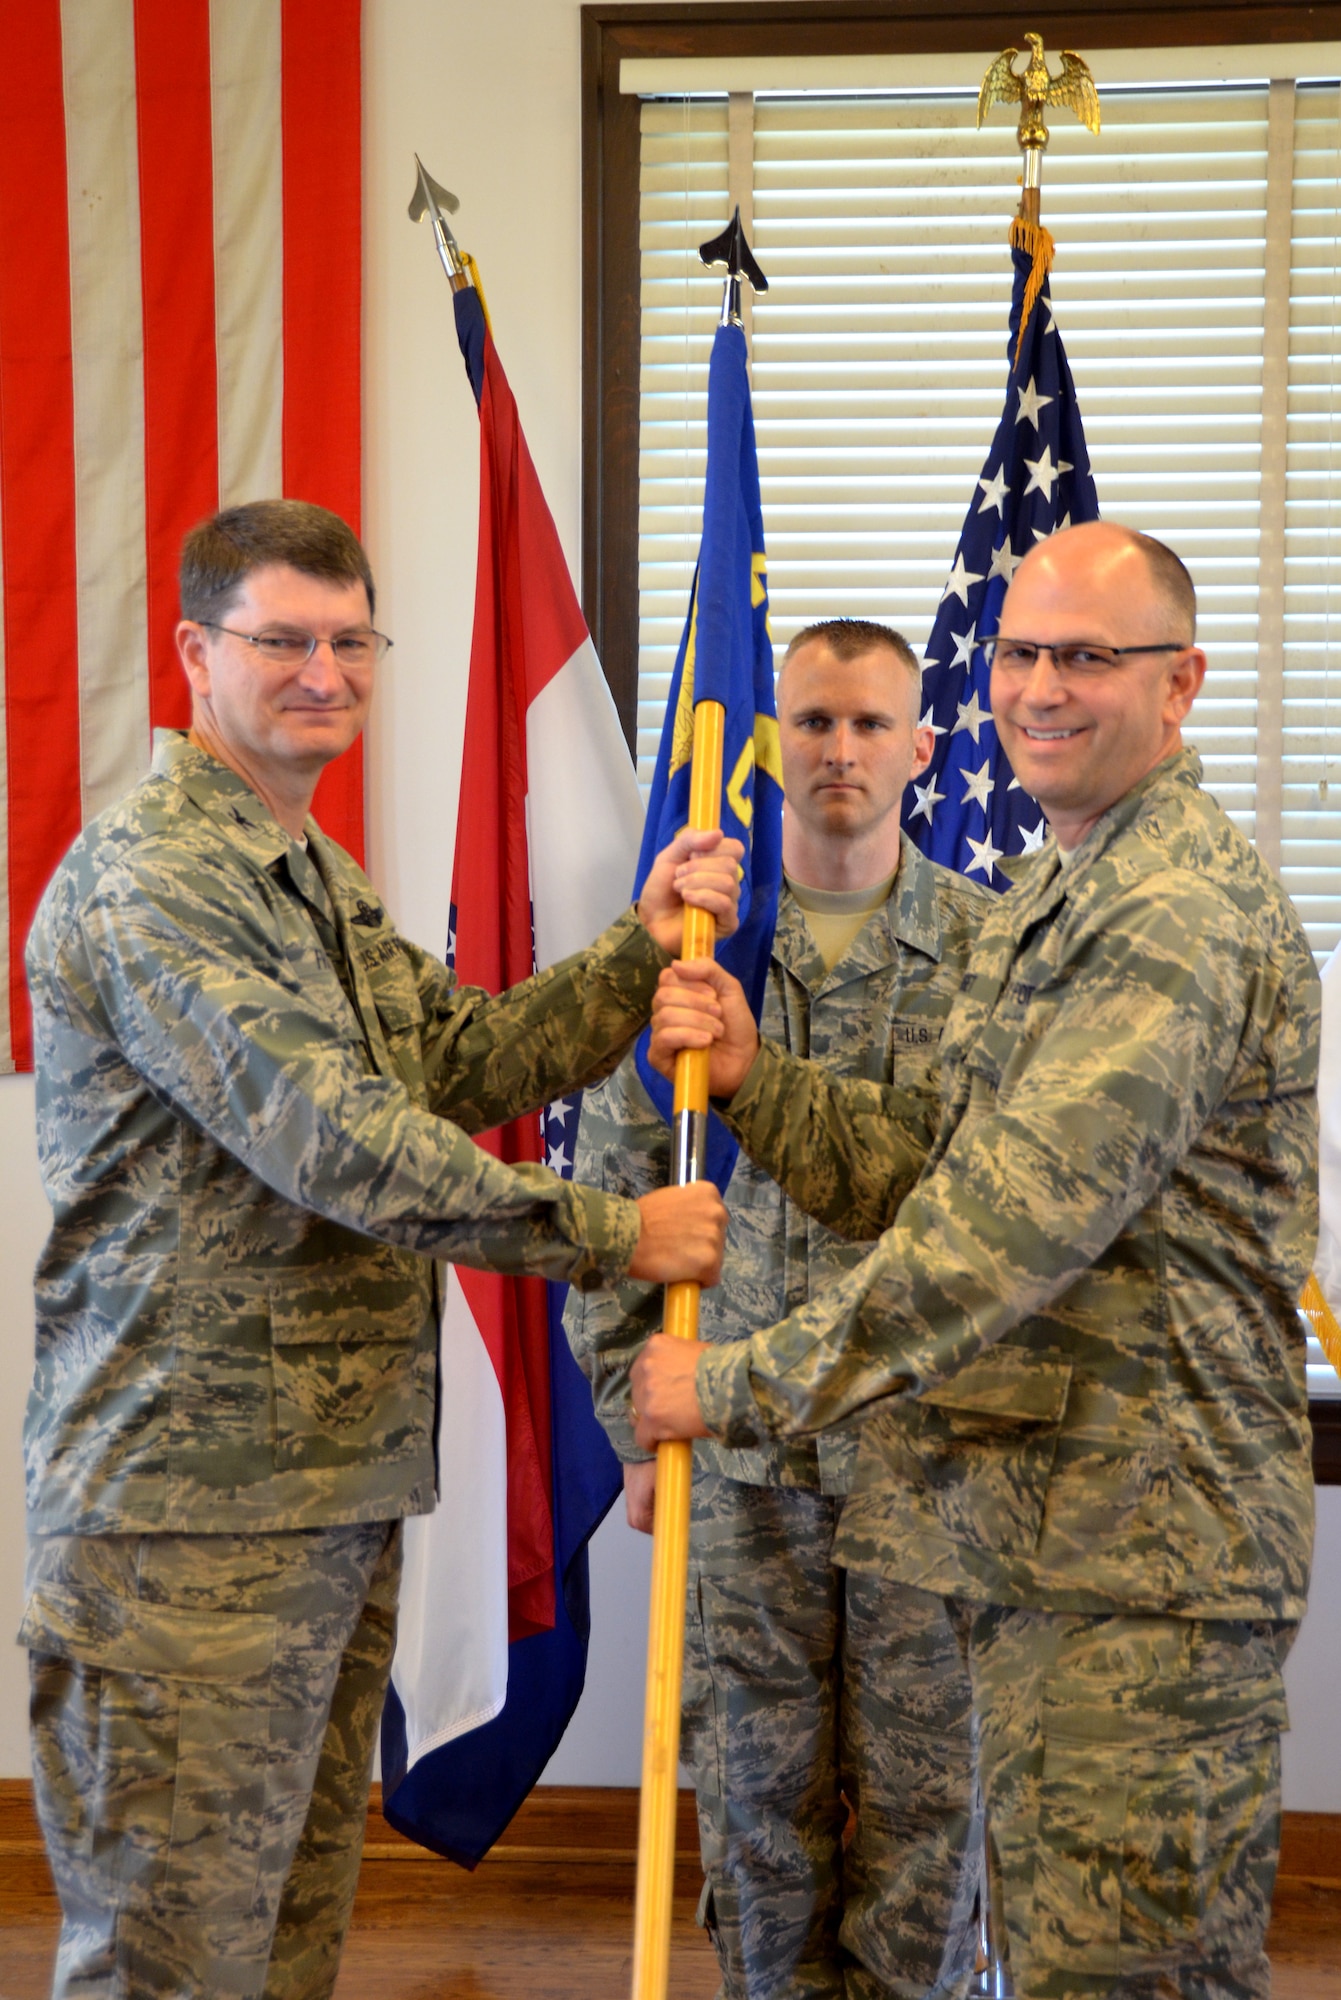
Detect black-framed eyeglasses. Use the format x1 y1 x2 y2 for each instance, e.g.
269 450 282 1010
982 637 1192 679
200 623 393 668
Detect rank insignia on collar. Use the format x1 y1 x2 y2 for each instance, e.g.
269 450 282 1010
229 807 252 828
350 899 385 928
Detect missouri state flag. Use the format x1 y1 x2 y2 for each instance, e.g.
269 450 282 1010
633 317 784 1189
380 280 643 1865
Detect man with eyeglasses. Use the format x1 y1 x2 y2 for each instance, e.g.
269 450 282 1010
631 520 1319 2000
21 499 736 2000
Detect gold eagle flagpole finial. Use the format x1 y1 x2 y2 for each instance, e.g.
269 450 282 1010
977 34 1100 355
978 33 1100 226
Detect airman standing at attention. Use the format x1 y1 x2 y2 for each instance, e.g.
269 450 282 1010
568 619 990 1999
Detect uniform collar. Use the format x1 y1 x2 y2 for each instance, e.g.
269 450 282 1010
1007 747 1205 919
152 729 333 918
1075 744 1204 863
777 831 944 989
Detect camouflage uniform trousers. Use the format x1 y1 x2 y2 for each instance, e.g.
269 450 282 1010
22 1519 401 2000
683 1471 982 2000
955 1602 1293 2000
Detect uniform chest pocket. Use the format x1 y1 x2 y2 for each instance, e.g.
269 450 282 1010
879 1346 1073 1557
364 955 427 1099
966 976 1067 1099
887 1013 944 1089
365 955 423 1032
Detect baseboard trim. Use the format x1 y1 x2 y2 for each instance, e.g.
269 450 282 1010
0 1779 700 1869
363 1782 699 1865
0 1779 1334 1883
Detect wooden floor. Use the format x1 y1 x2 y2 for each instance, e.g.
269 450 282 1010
0 1787 1337 1999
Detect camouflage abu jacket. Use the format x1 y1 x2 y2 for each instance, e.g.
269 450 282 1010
25 733 662 1537
698 751 1320 1620
565 838 990 1492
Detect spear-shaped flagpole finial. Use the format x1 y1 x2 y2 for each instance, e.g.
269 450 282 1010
977 34 1100 226
409 155 469 288
699 206 768 327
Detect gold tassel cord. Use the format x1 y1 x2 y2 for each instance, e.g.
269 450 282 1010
462 252 493 336
1008 214 1055 364
1300 1271 1341 1379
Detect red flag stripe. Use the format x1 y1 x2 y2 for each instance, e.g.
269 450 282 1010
0 5 365 1070
133 0 219 735
487 344 589 708
282 0 364 860
452 332 563 1638
0 2 82 1073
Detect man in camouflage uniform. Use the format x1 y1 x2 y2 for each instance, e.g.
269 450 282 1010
568 621 990 2000
633 522 1320 2000
21 500 735 2000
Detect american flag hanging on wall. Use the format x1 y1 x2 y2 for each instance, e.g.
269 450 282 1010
0 0 363 1073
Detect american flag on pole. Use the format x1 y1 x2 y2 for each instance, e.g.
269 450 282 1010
380 280 644 1866
904 235 1099 882
0 0 363 1074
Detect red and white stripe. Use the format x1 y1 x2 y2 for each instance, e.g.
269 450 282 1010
0 0 363 1074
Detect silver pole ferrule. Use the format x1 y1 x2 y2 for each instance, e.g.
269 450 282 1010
672 1108 708 1186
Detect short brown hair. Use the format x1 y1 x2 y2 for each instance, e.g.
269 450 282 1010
179 500 375 623
1130 531 1197 642
781 618 919 685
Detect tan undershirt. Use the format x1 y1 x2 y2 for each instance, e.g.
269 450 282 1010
786 869 897 976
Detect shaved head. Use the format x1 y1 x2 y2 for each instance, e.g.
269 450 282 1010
1009 522 1196 642
993 519 1206 850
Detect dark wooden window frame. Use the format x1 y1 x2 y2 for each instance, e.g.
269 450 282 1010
580 0 1341 1481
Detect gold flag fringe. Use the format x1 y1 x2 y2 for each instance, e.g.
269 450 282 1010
1009 214 1055 364
463 251 493 336
1300 1271 1341 1380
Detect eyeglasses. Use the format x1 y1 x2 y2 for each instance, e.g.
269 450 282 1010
200 623 393 668
982 637 1191 679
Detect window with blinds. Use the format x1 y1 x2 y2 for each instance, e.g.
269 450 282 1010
637 72 1341 1397
638 80 1341 920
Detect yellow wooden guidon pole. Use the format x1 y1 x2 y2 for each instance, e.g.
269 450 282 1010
630 698 726 2000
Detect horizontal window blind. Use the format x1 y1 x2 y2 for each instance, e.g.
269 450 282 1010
639 76 1341 1397
638 81 1341 926
752 87 1275 843
639 96 730 774
1285 85 1341 957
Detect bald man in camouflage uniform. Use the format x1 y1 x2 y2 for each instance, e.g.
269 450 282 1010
22 501 734 2000
568 622 990 2000
634 524 1319 2000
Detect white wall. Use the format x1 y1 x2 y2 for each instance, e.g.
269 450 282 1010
0 0 1335 1809
360 0 658 1787
0 1076 46 1771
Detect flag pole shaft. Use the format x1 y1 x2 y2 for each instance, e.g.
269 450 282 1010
631 697 727 2000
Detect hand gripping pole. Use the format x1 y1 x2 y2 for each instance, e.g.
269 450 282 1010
630 697 726 2000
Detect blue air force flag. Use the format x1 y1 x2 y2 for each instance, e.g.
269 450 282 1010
634 318 784 1188
904 239 1100 884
